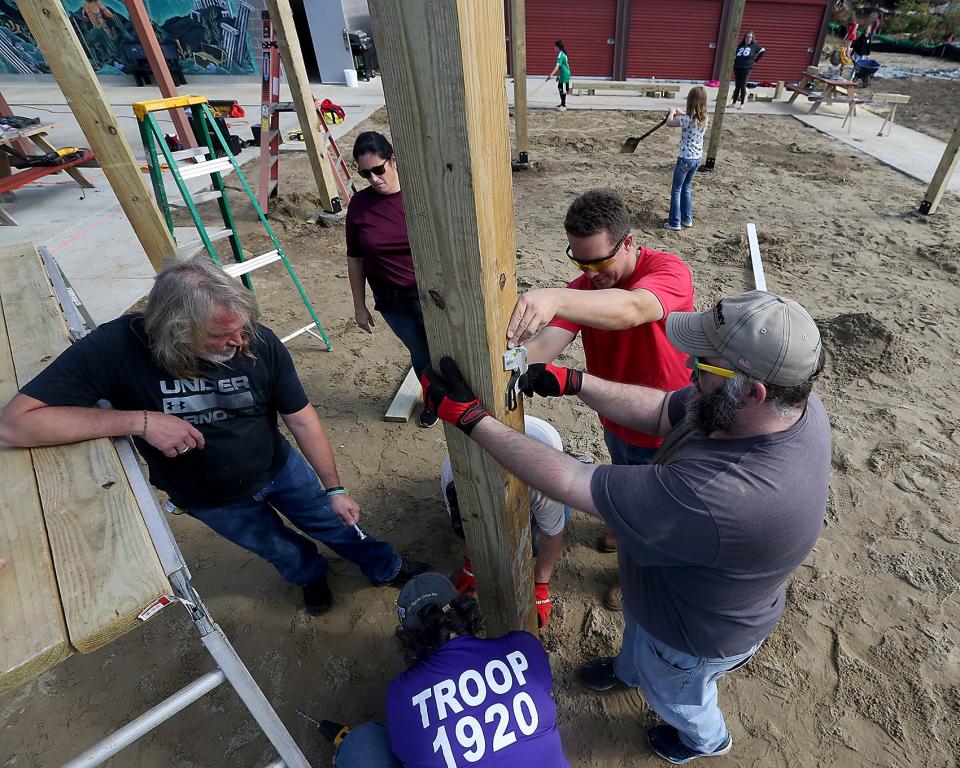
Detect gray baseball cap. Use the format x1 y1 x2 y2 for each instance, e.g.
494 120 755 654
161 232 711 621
666 290 822 386
396 572 460 631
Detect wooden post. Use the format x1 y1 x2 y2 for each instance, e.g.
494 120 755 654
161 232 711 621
510 0 529 165
368 0 536 635
17 0 176 272
263 0 343 215
704 0 746 170
122 0 196 150
919 117 960 215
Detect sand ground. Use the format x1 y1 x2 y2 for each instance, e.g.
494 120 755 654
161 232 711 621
1 101 959 768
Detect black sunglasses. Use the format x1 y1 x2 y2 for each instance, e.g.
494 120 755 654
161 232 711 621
357 162 389 179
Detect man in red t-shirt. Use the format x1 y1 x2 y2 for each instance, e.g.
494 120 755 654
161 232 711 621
506 189 694 608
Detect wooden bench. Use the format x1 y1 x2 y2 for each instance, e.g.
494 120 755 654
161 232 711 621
571 80 684 98
0 242 169 693
866 93 911 136
785 82 821 102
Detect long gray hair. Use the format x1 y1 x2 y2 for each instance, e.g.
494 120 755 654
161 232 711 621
143 257 260 379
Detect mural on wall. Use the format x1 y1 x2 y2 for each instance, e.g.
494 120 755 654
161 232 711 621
0 0 256 76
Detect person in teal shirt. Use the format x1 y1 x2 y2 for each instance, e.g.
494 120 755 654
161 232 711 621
547 40 571 111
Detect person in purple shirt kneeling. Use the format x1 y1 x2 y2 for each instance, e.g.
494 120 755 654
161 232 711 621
346 131 438 428
322 572 569 768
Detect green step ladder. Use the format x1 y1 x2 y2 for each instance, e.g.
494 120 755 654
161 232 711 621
133 94 331 350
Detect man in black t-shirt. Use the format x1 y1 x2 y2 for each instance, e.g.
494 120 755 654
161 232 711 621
0 258 429 615
419 291 830 764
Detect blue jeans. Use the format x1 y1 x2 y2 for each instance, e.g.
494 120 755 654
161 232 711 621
604 428 658 467
374 289 431 380
615 609 761 753
333 723 401 768
187 450 401 586
668 157 700 228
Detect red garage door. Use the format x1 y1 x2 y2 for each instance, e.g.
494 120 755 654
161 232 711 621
626 0 723 80
740 0 828 81
523 0 618 77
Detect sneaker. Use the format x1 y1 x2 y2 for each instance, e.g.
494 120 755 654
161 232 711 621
418 409 440 428
318 720 351 747
389 557 431 587
647 724 732 764
535 582 552 628
682 220 693 228
662 222 681 231
580 656 625 691
557 105 567 111
597 531 618 553
303 576 333 615
453 557 477 598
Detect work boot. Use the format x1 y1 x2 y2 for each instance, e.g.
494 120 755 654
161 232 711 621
604 584 623 612
598 530 618 553
389 557 431 587
418 408 439 428
647 724 732 764
303 575 333 615
580 656 625 691
453 557 477 598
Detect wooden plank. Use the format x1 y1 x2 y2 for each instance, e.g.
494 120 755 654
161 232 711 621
746 223 767 291
704 0 746 169
384 367 422 422
264 0 343 215
920 117 960 216
122 0 196 150
0 247 72 693
16 0 176 272
369 0 536 635
0 244 169 654
0 92 35 156
510 0 528 164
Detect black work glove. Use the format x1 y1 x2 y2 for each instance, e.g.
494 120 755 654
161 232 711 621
420 357 489 435
517 363 583 398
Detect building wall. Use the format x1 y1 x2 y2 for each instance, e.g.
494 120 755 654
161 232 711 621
0 0 256 76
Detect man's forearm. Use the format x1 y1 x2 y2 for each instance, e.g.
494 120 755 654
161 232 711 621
285 413 341 488
555 288 659 330
469 417 600 517
576 374 672 437
0 403 141 447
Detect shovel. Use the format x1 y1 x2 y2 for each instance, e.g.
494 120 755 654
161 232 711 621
620 115 669 153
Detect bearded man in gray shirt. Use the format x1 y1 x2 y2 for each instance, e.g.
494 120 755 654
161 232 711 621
419 290 830 764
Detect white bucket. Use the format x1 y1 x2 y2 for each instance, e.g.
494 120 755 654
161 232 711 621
344 69 359 88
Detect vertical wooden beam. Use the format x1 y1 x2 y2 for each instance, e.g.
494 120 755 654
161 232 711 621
368 0 536 635
612 0 632 81
704 0 746 170
919 117 960 215
17 0 176 272
122 0 196 150
263 0 343 215
510 0 529 165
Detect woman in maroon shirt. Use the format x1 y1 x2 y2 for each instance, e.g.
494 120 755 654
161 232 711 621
346 132 437 427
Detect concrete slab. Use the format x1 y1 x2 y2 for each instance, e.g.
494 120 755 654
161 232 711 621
0 76 385 322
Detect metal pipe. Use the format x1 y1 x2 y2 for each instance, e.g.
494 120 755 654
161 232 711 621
61 670 226 768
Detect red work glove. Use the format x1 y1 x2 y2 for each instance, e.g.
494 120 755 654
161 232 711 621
420 357 489 436
453 557 477 599
535 582 552 628
518 363 583 398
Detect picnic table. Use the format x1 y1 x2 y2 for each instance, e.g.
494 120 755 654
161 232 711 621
805 73 861 113
0 243 310 767
0 121 95 225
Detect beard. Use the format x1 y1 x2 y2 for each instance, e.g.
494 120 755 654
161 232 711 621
685 379 745 434
203 346 239 365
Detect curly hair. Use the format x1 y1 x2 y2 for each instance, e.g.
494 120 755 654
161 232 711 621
395 595 484 666
563 188 630 242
